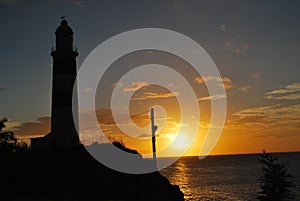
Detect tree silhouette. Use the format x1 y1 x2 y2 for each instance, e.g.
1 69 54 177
256 150 295 201
0 117 28 152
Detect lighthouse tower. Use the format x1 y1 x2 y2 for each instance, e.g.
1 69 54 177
30 18 79 150
50 18 79 149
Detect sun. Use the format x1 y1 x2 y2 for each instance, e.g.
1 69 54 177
166 133 190 149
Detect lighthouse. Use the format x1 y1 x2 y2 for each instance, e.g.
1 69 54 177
50 17 79 148
31 18 79 150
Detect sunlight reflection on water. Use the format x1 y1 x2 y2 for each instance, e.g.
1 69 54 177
159 153 300 201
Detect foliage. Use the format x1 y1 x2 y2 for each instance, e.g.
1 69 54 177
256 150 295 201
0 131 17 152
0 117 30 153
15 141 30 152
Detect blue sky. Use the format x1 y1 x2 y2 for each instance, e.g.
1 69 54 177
0 0 299 154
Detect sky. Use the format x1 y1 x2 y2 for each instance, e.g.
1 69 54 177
0 0 299 157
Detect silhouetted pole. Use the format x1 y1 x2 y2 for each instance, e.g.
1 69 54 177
150 108 158 169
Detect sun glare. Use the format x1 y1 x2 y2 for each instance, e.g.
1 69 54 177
166 133 190 149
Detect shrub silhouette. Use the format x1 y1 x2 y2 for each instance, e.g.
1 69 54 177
112 140 140 154
256 150 295 201
0 117 16 152
0 118 30 153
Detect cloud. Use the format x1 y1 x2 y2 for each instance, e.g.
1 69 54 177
227 104 300 131
264 82 300 100
240 85 251 92
235 44 249 53
13 117 51 139
222 77 233 89
137 134 152 139
84 88 93 92
2 120 22 132
225 39 249 53
195 76 221 84
112 82 124 88
123 81 149 92
265 93 300 101
132 91 179 100
69 0 86 8
146 50 155 55
78 108 155 144
0 117 8 123
168 83 174 87
197 93 226 101
251 71 261 79
220 24 227 32
75 108 181 147
195 76 233 89
225 39 233 48
7 122 23 130
0 0 20 5
0 117 23 132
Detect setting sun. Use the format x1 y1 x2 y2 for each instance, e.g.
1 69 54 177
164 133 192 150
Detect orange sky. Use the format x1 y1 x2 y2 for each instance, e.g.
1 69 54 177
5 73 299 157
5 70 299 158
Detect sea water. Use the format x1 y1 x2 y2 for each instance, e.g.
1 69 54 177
159 153 300 201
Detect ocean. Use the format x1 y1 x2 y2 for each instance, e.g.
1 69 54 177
159 152 300 201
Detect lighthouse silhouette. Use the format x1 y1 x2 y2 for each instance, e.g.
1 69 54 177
31 18 80 150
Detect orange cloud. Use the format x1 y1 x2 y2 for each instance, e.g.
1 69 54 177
264 82 300 100
240 85 251 92
2 119 21 131
197 93 226 101
225 38 249 53
84 87 93 92
195 76 233 89
123 81 149 92
227 104 300 131
132 91 179 100
112 82 124 88
13 117 51 140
